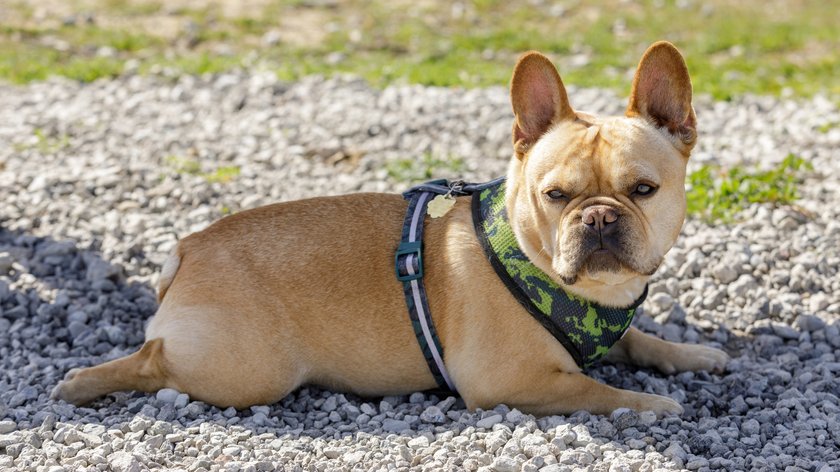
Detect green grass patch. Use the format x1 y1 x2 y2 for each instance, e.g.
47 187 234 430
165 155 202 175
14 128 70 153
204 165 241 183
386 154 466 183
686 154 813 222
165 155 241 184
818 121 838 133
101 0 163 16
58 25 160 52
142 53 244 77
0 41 126 83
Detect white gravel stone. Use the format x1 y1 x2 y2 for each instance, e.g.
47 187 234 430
711 264 738 284
321 396 338 412
491 456 519 472
476 414 503 429
407 436 429 449
420 405 445 423
381 419 410 433
174 393 190 409
650 292 675 313
155 388 180 404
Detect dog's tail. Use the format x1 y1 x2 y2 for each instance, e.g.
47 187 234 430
157 244 182 302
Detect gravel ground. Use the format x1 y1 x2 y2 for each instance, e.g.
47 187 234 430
0 72 839 472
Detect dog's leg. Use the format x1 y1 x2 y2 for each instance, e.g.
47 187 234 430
51 339 167 406
605 326 729 374
52 332 306 408
465 371 684 417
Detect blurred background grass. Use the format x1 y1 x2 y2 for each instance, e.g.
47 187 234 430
1 0 837 99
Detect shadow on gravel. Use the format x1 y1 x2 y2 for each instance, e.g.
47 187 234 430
0 226 157 415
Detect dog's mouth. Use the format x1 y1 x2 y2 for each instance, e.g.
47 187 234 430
556 248 627 285
551 221 665 286
555 241 657 285
582 249 628 275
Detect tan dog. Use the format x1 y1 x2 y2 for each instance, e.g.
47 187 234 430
52 41 728 416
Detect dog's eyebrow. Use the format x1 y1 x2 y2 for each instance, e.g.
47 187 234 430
620 162 660 186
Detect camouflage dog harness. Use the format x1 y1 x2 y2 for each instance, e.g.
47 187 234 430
472 179 646 368
395 178 646 393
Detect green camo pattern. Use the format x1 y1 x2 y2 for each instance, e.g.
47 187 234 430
476 181 639 367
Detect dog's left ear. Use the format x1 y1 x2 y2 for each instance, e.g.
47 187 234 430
510 52 575 158
627 41 697 152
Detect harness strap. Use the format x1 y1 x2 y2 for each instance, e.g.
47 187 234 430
397 176 647 389
396 180 456 392
395 177 504 393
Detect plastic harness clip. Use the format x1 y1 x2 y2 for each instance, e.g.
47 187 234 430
395 241 423 282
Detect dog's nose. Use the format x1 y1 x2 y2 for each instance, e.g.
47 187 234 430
582 205 619 235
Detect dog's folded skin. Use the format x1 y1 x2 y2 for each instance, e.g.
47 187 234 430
52 41 729 417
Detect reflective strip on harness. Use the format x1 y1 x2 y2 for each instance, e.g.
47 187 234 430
396 182 457 392
395 177 505 393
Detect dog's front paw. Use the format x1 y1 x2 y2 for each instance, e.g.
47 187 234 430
50 368 85 405
657 343 729 374
636 393 683 417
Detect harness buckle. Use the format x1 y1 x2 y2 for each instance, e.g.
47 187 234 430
395 241 423 282
448 179 466 196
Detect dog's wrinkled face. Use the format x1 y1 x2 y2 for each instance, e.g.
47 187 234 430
521 116 689 286
505 42 697 298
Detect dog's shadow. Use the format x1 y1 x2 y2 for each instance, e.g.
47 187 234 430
2 225 753 467
1 227 152 419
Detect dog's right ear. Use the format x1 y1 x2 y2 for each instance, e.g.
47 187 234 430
510 52 575 158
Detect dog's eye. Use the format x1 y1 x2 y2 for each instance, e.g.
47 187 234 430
633 183 657 196
545 189 567 201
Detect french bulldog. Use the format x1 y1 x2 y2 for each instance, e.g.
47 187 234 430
52 41 728 416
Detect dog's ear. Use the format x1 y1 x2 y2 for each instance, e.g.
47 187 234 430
510 52 575 158
627 41 696 151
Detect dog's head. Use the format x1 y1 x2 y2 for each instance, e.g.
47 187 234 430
504 42 696 306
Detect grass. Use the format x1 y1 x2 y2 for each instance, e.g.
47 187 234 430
818 121 838 133
204 166 241 183
164 155 241 184
164 155 202 175
686 154 813 222
386 154 466 184
0 0 836 100
13 128 70 153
